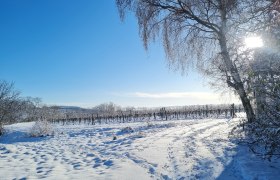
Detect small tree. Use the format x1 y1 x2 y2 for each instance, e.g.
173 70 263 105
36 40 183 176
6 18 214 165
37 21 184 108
0 80 23 135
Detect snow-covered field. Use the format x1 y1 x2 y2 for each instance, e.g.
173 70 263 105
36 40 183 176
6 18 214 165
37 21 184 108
0 117 279 180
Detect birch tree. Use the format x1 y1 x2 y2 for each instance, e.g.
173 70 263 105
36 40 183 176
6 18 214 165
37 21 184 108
116 0 275 123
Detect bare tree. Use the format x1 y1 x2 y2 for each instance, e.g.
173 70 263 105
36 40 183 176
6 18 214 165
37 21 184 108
116 0 276 122
21 97 42 122
0 80 23 135
93 102 121 116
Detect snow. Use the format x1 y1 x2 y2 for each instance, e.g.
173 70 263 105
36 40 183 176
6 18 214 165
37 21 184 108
0 117 279 180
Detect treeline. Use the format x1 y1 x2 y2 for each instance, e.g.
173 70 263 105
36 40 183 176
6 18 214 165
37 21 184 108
0 79 243 134
49 103 243 125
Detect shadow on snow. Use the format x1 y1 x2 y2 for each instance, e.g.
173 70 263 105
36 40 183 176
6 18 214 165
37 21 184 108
0 131 49 144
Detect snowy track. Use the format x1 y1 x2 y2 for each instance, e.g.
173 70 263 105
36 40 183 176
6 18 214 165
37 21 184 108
131 120 236 180
0 118 279 180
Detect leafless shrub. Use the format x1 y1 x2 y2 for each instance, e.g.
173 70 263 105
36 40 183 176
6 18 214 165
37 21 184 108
29 120 54 137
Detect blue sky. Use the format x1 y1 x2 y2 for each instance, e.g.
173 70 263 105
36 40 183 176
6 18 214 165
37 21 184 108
0 0 238 107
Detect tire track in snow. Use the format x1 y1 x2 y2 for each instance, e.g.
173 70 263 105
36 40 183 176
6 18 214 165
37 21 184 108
132 119 224 152
164 121 228 179
180 120 236 179
131 119 231 179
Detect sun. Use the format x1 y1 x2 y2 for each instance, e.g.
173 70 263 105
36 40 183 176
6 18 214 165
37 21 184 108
244 36 263 48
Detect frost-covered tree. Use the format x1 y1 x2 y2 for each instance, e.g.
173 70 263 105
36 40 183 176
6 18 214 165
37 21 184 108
20 97 42 122
93 102 121 116
247 0 280 119
228 1 280 158
116 0 276 123
0 80 23 135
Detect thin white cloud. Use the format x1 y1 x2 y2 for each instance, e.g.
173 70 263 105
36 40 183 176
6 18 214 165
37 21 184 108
46 102 95 108
133 92 219 100
127 91 240 106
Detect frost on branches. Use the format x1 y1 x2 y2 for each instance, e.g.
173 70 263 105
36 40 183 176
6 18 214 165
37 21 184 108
242 5 280 159
29 120 54 137
248 55 280 158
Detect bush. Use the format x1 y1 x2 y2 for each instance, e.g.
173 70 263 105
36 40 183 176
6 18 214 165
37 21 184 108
230 118 280 160
246 119 280 160
29 120 54 137
121 126 134 133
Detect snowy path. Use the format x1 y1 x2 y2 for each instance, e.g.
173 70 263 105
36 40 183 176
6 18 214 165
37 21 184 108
0 118 279 179
130 120 237 180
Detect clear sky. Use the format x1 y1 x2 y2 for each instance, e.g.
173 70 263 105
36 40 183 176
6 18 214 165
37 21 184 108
0 0 238 107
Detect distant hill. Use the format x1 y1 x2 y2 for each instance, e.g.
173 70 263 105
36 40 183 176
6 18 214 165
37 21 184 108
58 106 83 111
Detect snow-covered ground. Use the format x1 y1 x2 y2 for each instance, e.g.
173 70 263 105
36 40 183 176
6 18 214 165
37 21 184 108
0 117 279 180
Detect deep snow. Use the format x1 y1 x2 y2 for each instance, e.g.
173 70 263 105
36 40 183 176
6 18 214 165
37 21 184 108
0 117 279 180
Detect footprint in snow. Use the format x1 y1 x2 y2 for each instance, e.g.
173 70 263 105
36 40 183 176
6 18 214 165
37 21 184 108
93 157 102 163
37 170 44 174
93 164 101 168
161 174 172 180
36 166 52 176
103 160 113 167
23 152 30 155
73 163 81 170
149 167 155 174
37 161 45 165
36 167 43 171
16 177 27 180
86 153 95 157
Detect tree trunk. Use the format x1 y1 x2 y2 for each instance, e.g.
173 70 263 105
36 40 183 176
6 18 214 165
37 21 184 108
218 33 255 123
237 88 256 123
